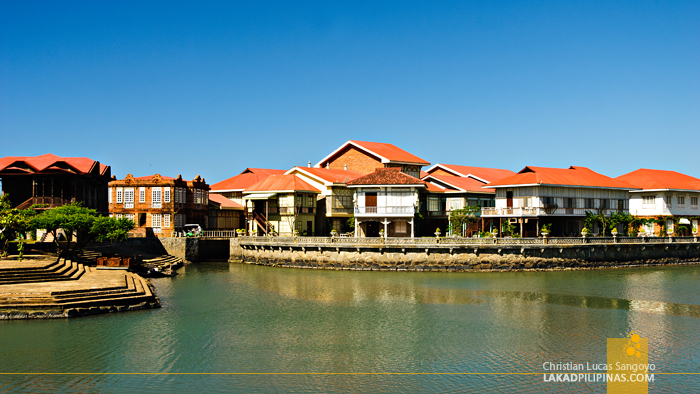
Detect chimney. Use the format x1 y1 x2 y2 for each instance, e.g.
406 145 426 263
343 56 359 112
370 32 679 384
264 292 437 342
344 164 347 170
308 161 311 168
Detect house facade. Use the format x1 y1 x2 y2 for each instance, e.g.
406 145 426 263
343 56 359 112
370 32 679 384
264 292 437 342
283 166 362 235
243 174 321 236
208 193 245 231
209 168 286 206
0 153 110 213
617 169 700 236
481 166 637 237
420 164 515 236
347 167 425 238
108 174 210 237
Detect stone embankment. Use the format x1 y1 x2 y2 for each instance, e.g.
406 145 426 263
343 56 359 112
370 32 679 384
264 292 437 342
230 236 700 271
0 256 160 319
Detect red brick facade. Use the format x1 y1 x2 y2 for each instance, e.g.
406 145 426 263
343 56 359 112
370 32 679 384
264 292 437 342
108 174 209 237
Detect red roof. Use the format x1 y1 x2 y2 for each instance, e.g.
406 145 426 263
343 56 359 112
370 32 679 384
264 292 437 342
0 153 106 175
315 140 430 167
210 168 286 191
425 164 515 183
347 167 426 186
487 166 638 189
426 175 495 193
245 174 321 193
209 193 244 209
285 167 363 184
616 169 700 191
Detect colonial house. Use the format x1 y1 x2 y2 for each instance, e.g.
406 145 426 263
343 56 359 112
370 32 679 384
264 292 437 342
243 175 321 236
481 166 638 237
0 153 110 213
108 174 210 237
616 169 700 236
314 140 430 177
208 193 245 231
347 167 425 238
420 164 516 236
283 166 362 235
209 168 286 206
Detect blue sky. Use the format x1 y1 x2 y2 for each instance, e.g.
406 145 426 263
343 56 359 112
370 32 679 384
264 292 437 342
1 1 698 183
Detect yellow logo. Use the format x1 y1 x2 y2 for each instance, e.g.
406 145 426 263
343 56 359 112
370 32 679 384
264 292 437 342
607 331 650 394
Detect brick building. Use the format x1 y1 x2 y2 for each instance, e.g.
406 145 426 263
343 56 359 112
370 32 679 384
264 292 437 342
314 140 430 178
108 173 209 237
0 153 110 212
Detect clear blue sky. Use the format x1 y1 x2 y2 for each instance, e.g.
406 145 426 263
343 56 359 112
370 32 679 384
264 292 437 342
1 1 698 183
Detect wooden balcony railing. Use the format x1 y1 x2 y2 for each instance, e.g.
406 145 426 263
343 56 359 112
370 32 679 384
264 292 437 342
355 206 416 215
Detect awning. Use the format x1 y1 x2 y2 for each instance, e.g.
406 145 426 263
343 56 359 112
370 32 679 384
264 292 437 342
243 193 277 200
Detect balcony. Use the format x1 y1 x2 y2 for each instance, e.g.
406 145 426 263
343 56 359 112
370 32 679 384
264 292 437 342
355 206 416 215
481 207 628 217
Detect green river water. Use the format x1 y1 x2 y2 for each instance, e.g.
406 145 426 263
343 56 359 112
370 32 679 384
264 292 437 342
1 262 699 393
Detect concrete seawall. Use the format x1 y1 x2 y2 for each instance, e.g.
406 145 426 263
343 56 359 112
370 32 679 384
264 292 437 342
229 237 700 271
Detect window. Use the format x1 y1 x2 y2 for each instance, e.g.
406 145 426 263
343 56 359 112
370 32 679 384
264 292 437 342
691 197 698 209
125 214 134 222
164 187 171 203
677 196 685 208
108 189 112 204
163 214 170 228
642 196 655 207
152 187 162 208
116 188 123 204
116 214 123 219
585 199 595 209
395 221 407 233
448 198 463 210
139 187 145 203
295 221 302 230
564 198 575 208
151 213 162 233
599 199 608 209
124 188 134 208
428 196 441 212
665 195 672 207
542 197 556 206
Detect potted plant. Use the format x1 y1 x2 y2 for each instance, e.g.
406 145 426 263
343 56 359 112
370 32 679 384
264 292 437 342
611 227 619 236
379 228 385 238
667 228 674 237
435 228 441 237
294 229 299 237
540 223 551 237
693 226 698 236
330 228 338 237
491 229 498 238
581 227 590 237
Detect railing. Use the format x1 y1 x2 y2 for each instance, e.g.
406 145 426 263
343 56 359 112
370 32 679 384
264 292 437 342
276 207 315 214
481 207 628 216
237 235 700 246
328 207 354 215
355 206 416 215
201 230 239 238
16 196 74 209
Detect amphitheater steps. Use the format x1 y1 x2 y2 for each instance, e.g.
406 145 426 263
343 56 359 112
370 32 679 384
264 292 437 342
0 259 85 285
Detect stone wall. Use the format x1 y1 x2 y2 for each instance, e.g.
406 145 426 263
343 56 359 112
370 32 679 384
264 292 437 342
159 238 199 263
230 238 700 271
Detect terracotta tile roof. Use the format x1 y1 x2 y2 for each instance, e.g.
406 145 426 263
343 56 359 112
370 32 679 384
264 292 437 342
209 193 244 209
425 164 515 183
286 167 363 184
425 182 446 193
616 169 700 191
245 174 321 193
315 140 430 167
0 153 106 175
487 166 638 189
426 175 495 193
347 167 426 186
210 168 286 191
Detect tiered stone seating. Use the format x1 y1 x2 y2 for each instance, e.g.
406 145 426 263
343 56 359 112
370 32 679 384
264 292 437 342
0 259 85 285
0 259 160 319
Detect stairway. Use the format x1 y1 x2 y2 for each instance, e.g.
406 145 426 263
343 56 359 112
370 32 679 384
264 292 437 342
0 259 85 285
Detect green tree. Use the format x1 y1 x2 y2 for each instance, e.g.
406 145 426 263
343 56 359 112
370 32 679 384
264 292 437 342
31 203 134 258
449 205 481 236
0 194 36 257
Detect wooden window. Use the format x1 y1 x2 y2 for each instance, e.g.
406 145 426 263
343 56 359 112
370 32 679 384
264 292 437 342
108 188 112 204
395 221 407 233
585 199 595 209
163 214 170 228
164 187 171 203
665 195 672 207
677 196 685 208
151 213 162 233
124 188 134 208
139 187 146 203
365 193 377 207
642 196 655 206
116 188 123 204
125 214 134 222
691 197 698 209
152 188 162 208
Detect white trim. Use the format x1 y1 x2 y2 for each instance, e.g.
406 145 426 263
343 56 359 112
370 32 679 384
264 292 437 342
484 183 639 191
347 184 425 188
629 188 700 193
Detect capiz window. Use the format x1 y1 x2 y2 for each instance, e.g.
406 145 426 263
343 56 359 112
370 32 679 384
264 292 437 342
152 188 162 208
677 196 685 208
151 213 162 233
691 197 699 209
642 196 655 206
394 221 407 233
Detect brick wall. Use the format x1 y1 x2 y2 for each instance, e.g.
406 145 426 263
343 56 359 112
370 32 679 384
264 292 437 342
327 146 383 175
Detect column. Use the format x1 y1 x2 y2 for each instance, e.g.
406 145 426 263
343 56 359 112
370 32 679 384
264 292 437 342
410 219 414 238
383 219 388 238
355 218 358 238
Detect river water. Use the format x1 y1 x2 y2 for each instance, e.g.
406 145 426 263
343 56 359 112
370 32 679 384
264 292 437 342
1 262 699 393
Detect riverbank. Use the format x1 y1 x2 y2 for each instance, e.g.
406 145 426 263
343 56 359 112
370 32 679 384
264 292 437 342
0 256 160 319
230 236 700 272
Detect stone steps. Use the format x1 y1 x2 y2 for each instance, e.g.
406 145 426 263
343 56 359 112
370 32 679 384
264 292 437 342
0 260 85 285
